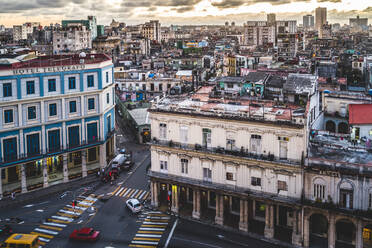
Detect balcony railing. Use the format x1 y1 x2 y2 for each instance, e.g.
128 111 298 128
150 139 302 167
149 170 301 205
0 131 115 166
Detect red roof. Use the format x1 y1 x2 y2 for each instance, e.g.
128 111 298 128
349 104 372 125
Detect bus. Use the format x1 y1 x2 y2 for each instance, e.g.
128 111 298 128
1 233 39 248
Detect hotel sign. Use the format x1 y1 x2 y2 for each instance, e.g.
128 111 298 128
12 64 86 75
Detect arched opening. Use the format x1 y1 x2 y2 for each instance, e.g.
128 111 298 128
309 213 328 247
336 219 355 248
338 122 349 134
326 120 336 133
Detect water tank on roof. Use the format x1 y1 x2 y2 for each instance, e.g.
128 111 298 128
369 89 372 96
79 52 86 58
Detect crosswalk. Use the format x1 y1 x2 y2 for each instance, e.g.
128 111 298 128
32 195 98 247
111 186 150 201
129 211 170 248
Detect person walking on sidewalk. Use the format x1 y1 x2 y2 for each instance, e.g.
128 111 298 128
11 192 16 200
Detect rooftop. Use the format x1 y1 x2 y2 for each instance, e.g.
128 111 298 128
349 104 372 125
0 53 112 71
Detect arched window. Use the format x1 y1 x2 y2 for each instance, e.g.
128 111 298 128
339 181 354 209
313 177 326 201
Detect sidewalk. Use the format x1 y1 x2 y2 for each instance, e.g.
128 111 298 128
0 175 100 209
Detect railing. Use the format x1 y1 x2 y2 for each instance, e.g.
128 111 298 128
0 132 115 166
149 170 301 205
150 139 302 167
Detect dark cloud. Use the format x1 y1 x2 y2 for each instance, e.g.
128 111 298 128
211 0 312 9
211 0 245 9
0 0 88 13
121 0 202 8
363 7 372 12
171 6 194 13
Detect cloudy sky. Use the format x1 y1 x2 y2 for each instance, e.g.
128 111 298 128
0 0 371 27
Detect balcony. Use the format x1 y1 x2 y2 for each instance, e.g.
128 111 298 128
150 139 302 167
149 170 301 205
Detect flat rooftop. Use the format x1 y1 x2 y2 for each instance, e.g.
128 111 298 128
150 86 307 127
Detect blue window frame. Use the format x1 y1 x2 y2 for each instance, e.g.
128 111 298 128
49 103 57 116
106 71 109 83
88 98 95 110
69 101 77 113
3 83 12 97
48 79 56 92
68 126 80 148
87 122 98 143
4 109 13 123
28 106 36 120
48 130 60 152
68 77 76 89
3 137 17 162
26 81 35 95
107 115 111 133
27 133 40 156
106 93 109 104
87 75 94 87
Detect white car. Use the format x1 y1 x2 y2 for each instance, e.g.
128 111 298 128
126 199 142 213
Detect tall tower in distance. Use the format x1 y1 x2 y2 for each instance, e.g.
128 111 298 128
267 13 276 25
303 14 315 30
315 7 327 36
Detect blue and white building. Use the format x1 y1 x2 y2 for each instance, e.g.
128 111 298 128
0 54 116 195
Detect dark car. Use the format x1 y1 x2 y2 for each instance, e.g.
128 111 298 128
0 225 12 235
69 228 100 242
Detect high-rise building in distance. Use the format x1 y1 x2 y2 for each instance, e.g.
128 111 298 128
315 7 327 35
267 13 276 25
303 14 314 30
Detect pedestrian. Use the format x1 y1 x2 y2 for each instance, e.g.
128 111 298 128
11 192 15 200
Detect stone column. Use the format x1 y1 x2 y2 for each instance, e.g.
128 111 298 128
215 194 224 226
328 214 336 248
292 209 302 246
99 144 107 170
304 214 310 248
151 181 159 207
239 199 248 232
21 165 27 193
0 169 3 198
355 219 363 248
43 158 48 188
82 150 87 178
171 185 179 213
63 154 69 183
192 189 201 219
264 204 274 239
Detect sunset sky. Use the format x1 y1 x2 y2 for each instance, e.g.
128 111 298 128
0 0 371 27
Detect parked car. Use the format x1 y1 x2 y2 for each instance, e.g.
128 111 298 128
122 159 134 170
126 199 142 213
69 228 100 242
0 225 12 235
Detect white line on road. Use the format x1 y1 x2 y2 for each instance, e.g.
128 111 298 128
143 221 168 225
38 237 50 242
164 218 178 248
146 216 170 220
34 228 58 235
85 197 97 202
138 191 147 199
145 211 162 214
139 227 165 231
43 222 67 228
59 209 81 216
115 188 124 196
122 188 132 197
51 215 73 222
135 234 162 238
131 240 159 245
66 205 86 211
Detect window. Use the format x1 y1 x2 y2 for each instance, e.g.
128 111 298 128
88 98 95 110
4 109 13 123
69 101 77 113
226 139 235 150
251 177 261 186
181 159 188 174
28 106 36 120
180 126 188 144
226 172 234 181
87 75 94 87
49 103 57 116
88 147 97 162
3 83 12 97
279 140 288 160
160 161 168 172
106 71 109 83
313 183 325 200
369 193 372 209
68 77 76 89
278 180 288 191
340 189 353 209
159 123 167 139
203 168 212 182
26 81 35 94
48 79 56 92
250 134 262 154
202 128 212 148
106 93 110 104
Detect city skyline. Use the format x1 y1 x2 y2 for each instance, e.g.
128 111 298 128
0 0 371 27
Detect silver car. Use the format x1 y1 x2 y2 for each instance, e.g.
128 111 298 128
126 199 142 213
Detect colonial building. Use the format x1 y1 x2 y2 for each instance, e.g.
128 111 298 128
149 73 319 246
0 53 115 196
53 26 92 54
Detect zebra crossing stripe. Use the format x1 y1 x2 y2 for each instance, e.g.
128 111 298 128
127 189 137 198
85 196 97 202
133 237 160 241
119 188 129 197
143 221 168 225
38 237 50 242
123 188 133 198
111 185 121 195
47 218 70 224
135 190 143 199
39 225 62 231
130 189 139 198
115 187 124 196
34 228 58 235
143 192 150 200
59 209 81 216
31 231 54 239
66 205 86 211
138 191 147 199
43 222 67 228
51 215 73 222
128 245 157 248
131 240 159 245
146 216 170 220
139 227 165 231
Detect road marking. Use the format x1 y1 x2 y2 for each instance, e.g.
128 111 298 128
115 187 124 196
59 209 81 216
119 187 129 197
111 185 121 195
135 234 161 238
47 218 70 224
143 221 168 225
56 212 76 218
146 216 170 220
36 209 44 212
64 207 83 213
39 225 63 231
143 192 150 200
125 188 135 198
138 191 147 199
38 237 50 242
123 188 133 197
66 205 86 211
51 215 73 222
43 222 67 228
138 231 163 234
164 218 178 248
141 224 166 228
24 204 34 208
31 231 54 239
85 196 97 202
145 218 168 222
131 240 159 245
34 228 58 235
128 245 156 248
139 227 165 231
133 237 160 241
135 190 143 199
145 211 162 214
